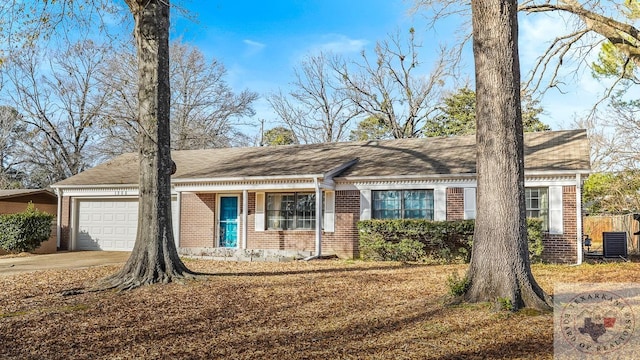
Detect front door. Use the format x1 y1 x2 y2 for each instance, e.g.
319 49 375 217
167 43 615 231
219 196 238 248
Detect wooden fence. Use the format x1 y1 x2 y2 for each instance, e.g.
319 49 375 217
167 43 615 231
583 214 640 254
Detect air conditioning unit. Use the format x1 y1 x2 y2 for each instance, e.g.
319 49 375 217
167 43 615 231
603 232 627 258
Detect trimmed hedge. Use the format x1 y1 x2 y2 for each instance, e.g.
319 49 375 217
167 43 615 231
0 203 54 253
358 219 474 263
358 218 545 263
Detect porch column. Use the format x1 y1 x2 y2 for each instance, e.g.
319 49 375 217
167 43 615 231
54 188 62 248
242 189 248 249
576 174 583 265
315 178 323 256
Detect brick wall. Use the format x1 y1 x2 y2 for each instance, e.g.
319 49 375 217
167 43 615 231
179 193 216 248
447 188 464 220
327 190 360 258
541 186 578 264
245 190 361 258
60 196 71 250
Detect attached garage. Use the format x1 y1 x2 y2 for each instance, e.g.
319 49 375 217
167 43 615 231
74 198 178 251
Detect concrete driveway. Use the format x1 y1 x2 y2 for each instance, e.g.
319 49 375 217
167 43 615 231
0 251 130 276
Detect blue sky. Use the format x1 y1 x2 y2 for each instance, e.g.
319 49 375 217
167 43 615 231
167 1 611 138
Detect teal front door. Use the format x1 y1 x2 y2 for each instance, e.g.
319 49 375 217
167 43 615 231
219 196 238 248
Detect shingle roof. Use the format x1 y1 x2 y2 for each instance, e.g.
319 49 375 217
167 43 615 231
0 189 56 200
53 129 590 187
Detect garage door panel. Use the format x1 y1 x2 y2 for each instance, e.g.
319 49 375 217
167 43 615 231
77 199 138 251
76 198 179 251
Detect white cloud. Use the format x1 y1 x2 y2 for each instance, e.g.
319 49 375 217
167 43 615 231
243 39 266 56
310 34 368 55
519 14 568 68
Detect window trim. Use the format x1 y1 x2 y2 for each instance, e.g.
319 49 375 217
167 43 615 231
371 189 435 220
525 187 549 231
266 191 317 230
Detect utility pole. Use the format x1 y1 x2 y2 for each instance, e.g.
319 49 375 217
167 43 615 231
259 119 264 146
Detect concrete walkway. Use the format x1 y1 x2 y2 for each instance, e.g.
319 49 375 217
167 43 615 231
0 251 130 276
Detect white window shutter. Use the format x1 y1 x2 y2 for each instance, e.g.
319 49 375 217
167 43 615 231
324 191 335 232
434 188 447 221
548 186 563 234
360 190 371 220
464 188 476 220
255 192 265 232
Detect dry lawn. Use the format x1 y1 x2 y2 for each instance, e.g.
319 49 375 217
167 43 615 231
1 258 640 359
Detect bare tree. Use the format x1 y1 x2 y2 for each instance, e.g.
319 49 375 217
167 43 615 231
100 39 257 156
583 95 640 171
0 106 25 188
170 41 258 149
3 40 112 187
466 0 551 311
98 42 140 156
519 0 640 97
335 28 456 138
267 52 361 144
414 1 640 105
334 29 451 139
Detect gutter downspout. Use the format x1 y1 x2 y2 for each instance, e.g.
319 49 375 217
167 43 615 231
576 173 583 265
304 178 323 261
55 188 62 249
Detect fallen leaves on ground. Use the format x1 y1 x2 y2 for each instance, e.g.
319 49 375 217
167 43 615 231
1 259 639 360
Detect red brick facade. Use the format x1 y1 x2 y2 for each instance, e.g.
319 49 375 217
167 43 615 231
244 190 360 258
59 196 71 250
541 186 579 264
446 188 464 220
446 186 580 264
58 186 580 262
179 193 217 248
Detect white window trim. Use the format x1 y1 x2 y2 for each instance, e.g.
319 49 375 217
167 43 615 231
255 192 265 231
324 190 335 232
434 187 446 221
548 186 563 235
463 188 476 220
360 190 371 220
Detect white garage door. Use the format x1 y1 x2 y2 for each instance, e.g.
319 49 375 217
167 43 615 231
76 198 178 251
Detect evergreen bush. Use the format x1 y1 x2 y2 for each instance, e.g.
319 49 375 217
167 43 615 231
0 203 54 253
358 218 545 263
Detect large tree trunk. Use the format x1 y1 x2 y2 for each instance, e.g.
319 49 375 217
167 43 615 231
465 0 551 311
101 0 195 290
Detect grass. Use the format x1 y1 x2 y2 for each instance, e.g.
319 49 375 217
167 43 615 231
1 259 640 359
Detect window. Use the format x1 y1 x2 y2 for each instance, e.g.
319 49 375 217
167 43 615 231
372 190 434 220
266 192 316 230
525 187 548 230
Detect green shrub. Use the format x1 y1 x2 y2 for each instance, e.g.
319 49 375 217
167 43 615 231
497 297 515 312
526 218 544 263
359 233 426 262
358 218 545 263
446 272 470 297
0 203 54 253
358 219 474 263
